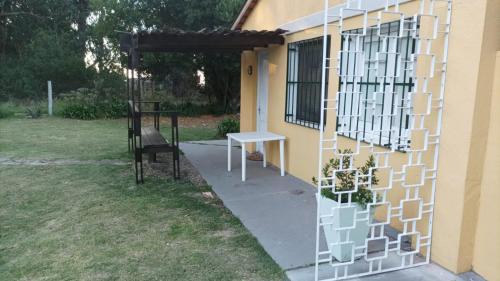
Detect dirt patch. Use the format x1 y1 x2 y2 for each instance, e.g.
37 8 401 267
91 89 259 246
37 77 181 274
178 115 238 128
141 151 232 212
142 152 207 187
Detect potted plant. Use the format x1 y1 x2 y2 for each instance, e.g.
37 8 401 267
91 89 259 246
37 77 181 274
313 149 379 262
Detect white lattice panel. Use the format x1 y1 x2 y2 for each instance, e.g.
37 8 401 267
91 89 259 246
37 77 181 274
315 0 452 280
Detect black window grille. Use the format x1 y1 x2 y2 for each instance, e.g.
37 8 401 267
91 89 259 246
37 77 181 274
337 19 417 150
285 36 330 129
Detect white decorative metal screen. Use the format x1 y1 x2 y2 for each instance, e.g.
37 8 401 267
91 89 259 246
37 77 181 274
315 0 452 280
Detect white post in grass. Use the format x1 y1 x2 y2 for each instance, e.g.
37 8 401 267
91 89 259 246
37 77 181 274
47 81 53 116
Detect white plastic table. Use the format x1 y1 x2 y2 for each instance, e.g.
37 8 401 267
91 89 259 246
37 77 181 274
227 132 286 181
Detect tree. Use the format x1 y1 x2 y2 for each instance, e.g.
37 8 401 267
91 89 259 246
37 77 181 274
141 0 245 112
197 53 241 112
0 0 246 106
23 31 94 95
0 0 94 100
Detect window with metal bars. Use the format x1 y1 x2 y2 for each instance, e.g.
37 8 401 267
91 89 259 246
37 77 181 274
337 19 417 150
285 36 330 129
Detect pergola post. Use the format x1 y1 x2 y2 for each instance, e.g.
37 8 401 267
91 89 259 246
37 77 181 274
119 28 285 184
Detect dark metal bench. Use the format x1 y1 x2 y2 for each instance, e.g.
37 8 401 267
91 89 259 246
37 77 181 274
128 100 180 183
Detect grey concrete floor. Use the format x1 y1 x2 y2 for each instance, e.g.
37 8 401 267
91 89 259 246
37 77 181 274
180 140 484 281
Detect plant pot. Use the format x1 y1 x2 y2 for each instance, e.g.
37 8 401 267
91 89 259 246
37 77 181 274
317 194 375 262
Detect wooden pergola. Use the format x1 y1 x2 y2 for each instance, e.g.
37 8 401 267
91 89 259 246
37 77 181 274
119 28 285 184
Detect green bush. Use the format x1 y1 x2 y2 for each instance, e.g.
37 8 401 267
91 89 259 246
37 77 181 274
160 101 226 117
0 103 17 119
98 100 127 119
25 103 43 119
57 88 126 120
60 103 98 120
312 149 380 209
217 118 240 137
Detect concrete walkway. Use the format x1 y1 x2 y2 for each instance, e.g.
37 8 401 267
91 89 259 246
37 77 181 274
181 140 483 281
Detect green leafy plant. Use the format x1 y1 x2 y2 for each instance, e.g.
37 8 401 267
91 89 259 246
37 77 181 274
159 100 226 117
313 149 379 208
25 103 42 119
217 118 240 137
60 103 98 120
97 98 127 119
57 88 126 120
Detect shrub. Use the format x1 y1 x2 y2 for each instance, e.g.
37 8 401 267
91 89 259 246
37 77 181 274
97 98 127 119
60 103 98 120
25 103 43 119
179 102 204 116
57 88 126 120
58 88 98 120
0 102 17 119
217 118 240 137
160 101 226 117
313 149 380 209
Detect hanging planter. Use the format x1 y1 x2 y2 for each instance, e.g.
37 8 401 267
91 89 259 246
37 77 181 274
313 149 380 262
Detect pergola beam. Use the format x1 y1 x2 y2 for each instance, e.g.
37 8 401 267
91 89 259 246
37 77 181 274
119 28 286 58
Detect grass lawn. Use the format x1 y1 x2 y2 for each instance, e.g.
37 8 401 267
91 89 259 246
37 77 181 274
0 118 219 160
175 126 220 142
0 117 283 281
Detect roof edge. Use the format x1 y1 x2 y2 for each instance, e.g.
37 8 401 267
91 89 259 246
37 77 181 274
231 0 259 30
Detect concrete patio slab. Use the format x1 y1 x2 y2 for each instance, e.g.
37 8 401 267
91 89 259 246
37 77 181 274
287 262 465 281
180 140 482 281
181 140 319 269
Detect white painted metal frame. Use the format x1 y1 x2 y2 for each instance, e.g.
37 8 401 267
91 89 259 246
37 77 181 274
280 0 414 35
315 0 453 280
256 51 269 153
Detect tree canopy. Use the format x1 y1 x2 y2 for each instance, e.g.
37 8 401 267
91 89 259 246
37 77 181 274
0 0 245 111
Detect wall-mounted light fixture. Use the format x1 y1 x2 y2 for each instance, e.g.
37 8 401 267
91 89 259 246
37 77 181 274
247 65 253 76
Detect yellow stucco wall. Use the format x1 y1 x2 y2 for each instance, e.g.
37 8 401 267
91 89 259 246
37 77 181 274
433 0 500 276
239 0 500 277
472 51 500 281
471 3 500 274
433 0 493 273
243 0 326 31
240 51 258 151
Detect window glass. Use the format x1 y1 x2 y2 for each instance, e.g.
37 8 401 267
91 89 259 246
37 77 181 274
285 36 330 129
337 20 416 150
